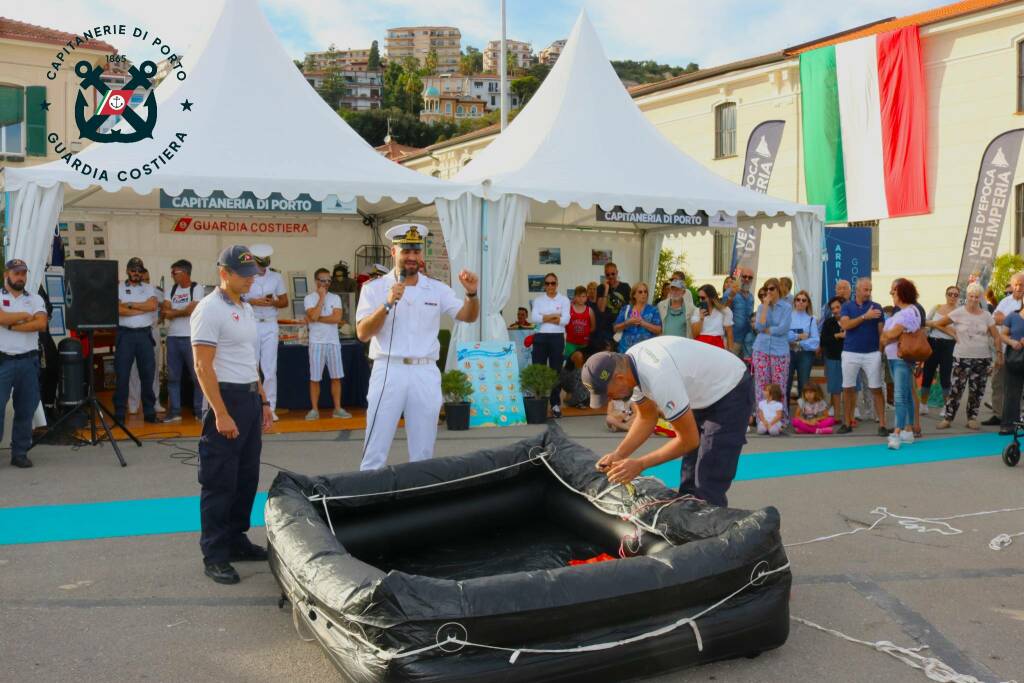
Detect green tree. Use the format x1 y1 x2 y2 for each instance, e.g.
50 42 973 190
510 75 540 107
654 248 694 302
368 40 380 70
460 47 483 75
527 62 551 82
293 59 304 71
340 107 460 147
423 48 439 75
610 59 698 85
382 60 423 114
990 253 1024 298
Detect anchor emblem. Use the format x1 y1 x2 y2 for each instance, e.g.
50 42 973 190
74 59 158 144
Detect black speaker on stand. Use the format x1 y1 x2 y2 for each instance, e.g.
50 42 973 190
31 260 140 466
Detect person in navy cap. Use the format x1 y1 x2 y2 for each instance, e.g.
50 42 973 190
356 223 479 470
0 259 48 468
190 245 273 585
581 335 754 507
115 256 159 424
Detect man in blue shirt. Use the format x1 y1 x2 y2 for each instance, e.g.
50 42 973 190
723 267 755 356
837 278 889 436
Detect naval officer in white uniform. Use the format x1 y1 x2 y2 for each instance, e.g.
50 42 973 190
246 244 288 420
356 224 479 470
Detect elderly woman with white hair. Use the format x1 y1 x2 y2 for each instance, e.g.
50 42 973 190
931 282 1003 429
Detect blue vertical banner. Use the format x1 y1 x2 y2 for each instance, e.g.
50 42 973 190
822 227 872 306
455 342 527 428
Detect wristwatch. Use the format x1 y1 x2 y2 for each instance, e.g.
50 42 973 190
466 291 477 298
383 302 393 314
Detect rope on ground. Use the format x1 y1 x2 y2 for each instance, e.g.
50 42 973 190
791 616 1018 683
989 531 1024 550
785 506 1024 549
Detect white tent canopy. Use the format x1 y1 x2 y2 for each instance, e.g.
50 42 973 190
436 11 824 367
3 0 471 292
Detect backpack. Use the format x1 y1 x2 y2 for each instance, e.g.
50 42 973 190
169 282 199 303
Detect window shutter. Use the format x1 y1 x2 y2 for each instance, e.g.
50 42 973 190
0 85 24 128
26 86 47 157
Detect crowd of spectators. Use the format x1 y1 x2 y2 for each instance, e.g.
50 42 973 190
511 263 1024 442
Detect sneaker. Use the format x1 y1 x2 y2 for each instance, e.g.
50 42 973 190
854 408 862 420
229 542 268 563
304 409 319 421
966 420 980 430
836 424 852 434
552 405 562 418
10 456 33 468
887 434 901 450
877 426 893 437
332 408 352 419
143 414 159 424
271 411 280 422
203 562 240 585
161 414 182 424
936 419 951 429
900 430 915 444
154 403 166 413
982 416 1002 426
920 404 929 415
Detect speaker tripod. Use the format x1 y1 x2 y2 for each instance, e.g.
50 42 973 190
31 330 140 466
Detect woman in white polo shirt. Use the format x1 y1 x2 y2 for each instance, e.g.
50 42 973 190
529 272 571 418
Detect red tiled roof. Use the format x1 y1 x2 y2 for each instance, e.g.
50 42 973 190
0 16 116 52
785 0 1015 54
375 139 424 162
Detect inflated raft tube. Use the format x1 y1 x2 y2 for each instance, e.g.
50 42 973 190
265 425 791 682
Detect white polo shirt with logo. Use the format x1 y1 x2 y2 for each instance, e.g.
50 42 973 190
190 288 259 383
0 290 46 354
118 281 158 328
248 269 286 323
356 270 462 360
626 336 747 421
167 282 207 338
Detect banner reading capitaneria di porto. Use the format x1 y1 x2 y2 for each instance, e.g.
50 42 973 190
956 129 1024 294
729 120 785 277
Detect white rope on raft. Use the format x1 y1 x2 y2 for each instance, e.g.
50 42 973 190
299 560 790 664
791 616 1019 683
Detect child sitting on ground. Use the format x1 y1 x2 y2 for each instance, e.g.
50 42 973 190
756 383 785 435
606 398 635 432
792 383 836 434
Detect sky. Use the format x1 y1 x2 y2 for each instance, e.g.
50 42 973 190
6 0 945 68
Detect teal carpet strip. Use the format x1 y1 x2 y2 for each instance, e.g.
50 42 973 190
0 433 1010 545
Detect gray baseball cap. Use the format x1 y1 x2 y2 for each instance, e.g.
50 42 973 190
581 351 619 409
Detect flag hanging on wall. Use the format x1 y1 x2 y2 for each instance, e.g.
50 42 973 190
800 26 929 223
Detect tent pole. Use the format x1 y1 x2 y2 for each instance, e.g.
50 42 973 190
479 198 487 341
64 186 102 208
500 0 508 131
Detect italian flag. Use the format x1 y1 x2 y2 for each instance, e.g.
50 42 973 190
800 26 929 223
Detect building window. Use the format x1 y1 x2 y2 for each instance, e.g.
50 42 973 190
847 220 880 272
714 102 737 159
0 84 25 157
1016 183 1024 253
456 105 464 116
470 106 477 115
445 102 451 113
490 95 496 106
1018 41 1024 112
712 229 735 275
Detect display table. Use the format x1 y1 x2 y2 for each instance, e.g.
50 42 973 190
275 340 370 410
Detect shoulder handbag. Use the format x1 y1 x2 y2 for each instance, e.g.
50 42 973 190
1006 345 1024 375
897 307 932 362
612 305 630 343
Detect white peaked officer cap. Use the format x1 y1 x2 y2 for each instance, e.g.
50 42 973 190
385 223 430 248
249 243 274 259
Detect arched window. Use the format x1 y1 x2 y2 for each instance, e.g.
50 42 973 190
470 106 477 116
714 102 736 159
456 105 464 116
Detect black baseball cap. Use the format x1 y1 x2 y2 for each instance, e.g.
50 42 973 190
4 258 27 272
126 257 145 270
581 351 620 409
217 245 259 277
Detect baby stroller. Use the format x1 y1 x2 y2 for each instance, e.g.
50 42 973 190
1002 420 1023 467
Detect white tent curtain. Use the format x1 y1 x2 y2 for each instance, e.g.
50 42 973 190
642 229 667 287
791 211 824 308
8 183 64 292
437 193 529 370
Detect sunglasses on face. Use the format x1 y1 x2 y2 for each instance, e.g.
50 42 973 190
765 286 776 291
544 280 557 286
795 297 808 302
741 275 754 280
128 268 143 274
947 291 959 297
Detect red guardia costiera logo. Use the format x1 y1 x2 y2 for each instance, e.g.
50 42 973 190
173 217 193 232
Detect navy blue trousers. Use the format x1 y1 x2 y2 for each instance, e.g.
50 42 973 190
0 354 40 459
113 327 155 417
531 332 564 408
197 387 262 564
679 371 755 507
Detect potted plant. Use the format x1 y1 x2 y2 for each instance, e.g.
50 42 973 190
519 364 559 424
441 370 474 431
